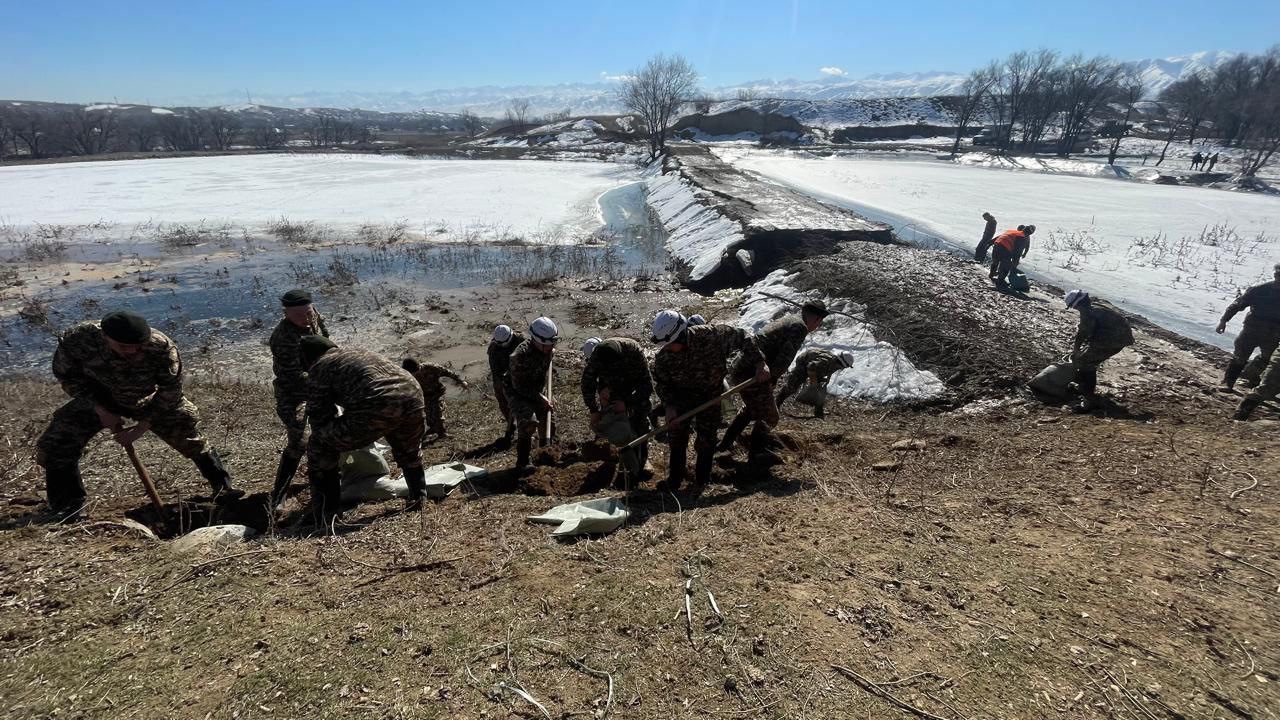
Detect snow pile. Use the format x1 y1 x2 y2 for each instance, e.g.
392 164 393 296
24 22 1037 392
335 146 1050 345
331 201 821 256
738 271 944 403
722 151 1280 348
616 116 636 133
0 154 639 244
529 118 605 135
704 98 957 130
150 107 175 115
645 168 744 282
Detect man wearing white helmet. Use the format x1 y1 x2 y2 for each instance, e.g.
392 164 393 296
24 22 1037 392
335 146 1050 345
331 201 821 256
505 317 559 469
775 348 855 419
580 335 654 479
651 310 767 490
687 314 707 326
487 324 524 442
1064 290 1133 413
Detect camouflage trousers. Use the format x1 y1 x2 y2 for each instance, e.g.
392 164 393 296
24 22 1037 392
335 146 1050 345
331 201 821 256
665 393 722 451
494 381 512 428
37 397 208 509
509 394 548 441
1246 352 1280 404
736 379 780 428
275 393 309 460
777 370 832 411
424 396 445 436
37 396 208 470
308 397 425 515
1227 319 1280 385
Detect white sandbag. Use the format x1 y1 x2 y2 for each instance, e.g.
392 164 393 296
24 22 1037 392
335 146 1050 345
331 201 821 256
171 524 256 554
341 462 489 501
795 382 826 407
424 462 488 499
1029 360 1076 398
528 497 629 537
341 443 390 484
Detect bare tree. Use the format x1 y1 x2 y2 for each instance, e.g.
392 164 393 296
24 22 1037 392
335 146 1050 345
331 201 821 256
127 120 157 152
504 98 531 131
0 111 11 159
618 53 699 159
158 113 207 151
11 110 50 158
1154 72 1210 165
60 107 118 155
950 63 998 157
203 110 242 151
1107 73 1145 165
459 110 484 138
1236 47 1280 176
249 125 288 149
988 49 1058 155
1056 55 1122 157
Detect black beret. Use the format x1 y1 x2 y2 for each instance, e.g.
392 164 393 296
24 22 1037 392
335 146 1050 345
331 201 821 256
801 300 829 318
101 311 152 344
298 335 337 368
281 289 313 307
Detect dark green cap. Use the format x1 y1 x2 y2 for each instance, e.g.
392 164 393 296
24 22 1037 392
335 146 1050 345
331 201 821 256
281 289 313 307
101 311 152 344
298 335 337 368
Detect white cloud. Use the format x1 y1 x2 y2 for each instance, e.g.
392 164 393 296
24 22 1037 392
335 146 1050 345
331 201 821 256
599 71 635 82
819 66 847 77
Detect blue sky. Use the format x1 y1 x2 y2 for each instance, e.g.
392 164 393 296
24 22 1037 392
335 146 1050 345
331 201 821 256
3 0 1278 103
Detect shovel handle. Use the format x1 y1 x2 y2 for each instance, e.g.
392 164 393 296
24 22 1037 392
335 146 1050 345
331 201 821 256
624 378 757 450
124 442 165 514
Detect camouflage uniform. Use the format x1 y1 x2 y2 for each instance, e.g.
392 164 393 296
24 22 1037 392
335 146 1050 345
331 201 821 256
404 362 466 436
306 349 425 512
776 348 845 416
1073 302 1134 395
1237 350 1280 419
654 324 763 485
36 322 208 510
488 331 524 430
730 315 809 430
1220 280 1280 388
269 313 329 459
582 338 653 474
504 338 553 442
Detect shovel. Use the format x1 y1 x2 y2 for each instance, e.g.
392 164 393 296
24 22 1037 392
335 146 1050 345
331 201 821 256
624 378 757 450
113 424 165 515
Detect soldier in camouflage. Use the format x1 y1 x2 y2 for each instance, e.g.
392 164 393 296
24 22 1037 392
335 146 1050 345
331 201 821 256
487 325 524 442
651 310 768 490
1065 290 1134 413
776 348 854 418
268 289 329 506
300 337 428 522
1216 263 1280 391
1235 349 1280 420
401 358 469 440
580 336 654 479
719 301 829 459
36 311 240 517
505 318 559 470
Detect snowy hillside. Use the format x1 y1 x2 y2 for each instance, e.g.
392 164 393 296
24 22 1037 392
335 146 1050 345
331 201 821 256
702 98 958 130
1125 51 1236 97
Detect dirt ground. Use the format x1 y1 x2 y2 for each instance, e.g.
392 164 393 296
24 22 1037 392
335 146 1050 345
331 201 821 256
1 253 1278 720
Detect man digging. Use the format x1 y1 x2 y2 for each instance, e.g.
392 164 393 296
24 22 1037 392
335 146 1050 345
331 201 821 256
580 336 654 483
300 337 429 524
505 317 559 472
487 324 524 445
1065 290 1134 413
651 310 768 492
401 357 469 441
268 288 329 507
776 348 855 419
37 311 241 519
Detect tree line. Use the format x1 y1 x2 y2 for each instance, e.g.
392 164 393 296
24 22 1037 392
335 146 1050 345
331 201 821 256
0 106 379 159
951 46 1280 175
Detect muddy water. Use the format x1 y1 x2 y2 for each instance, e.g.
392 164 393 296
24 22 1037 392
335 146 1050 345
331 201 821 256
0 182 668 374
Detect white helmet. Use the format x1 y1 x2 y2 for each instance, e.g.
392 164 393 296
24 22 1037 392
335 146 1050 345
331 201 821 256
530 317 559 346
838 350 855 368
581 336 602 359
687 314 706 326
651 309 688 346
492 324 513 343
1064 289 1090 309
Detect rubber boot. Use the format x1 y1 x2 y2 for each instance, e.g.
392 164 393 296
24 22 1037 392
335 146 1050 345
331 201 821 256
515 435 533 472
694 447 715 488
44 465 87 520
814 403 825 419
271 452 303 507
717 412 750 453
1221 360 1245 392
661 436 688 491
194 449 243 502
1234 396 1261 421
403 465 428 510
749 425 783 466
310 467 342 529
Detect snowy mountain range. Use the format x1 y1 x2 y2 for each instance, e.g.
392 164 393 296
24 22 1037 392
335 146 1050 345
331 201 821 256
157 51 1235 117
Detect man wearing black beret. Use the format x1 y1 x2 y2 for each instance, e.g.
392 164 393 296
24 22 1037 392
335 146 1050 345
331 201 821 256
36 311 241 517
268 288 330 506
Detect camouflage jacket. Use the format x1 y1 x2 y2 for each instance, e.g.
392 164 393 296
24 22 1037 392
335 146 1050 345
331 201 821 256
733 315 808 381
653 324 763 404
795 348 844 381
306 349 423 428
487 332 524 384
504 338 553 404
580 337 653 412
1223 280 1280 325
52 322 185 419
1075 303 1134 349
406 363 465 399
270 313 329 399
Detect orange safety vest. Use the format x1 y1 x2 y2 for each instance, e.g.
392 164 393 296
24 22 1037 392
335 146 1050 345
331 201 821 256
993 229 1026 252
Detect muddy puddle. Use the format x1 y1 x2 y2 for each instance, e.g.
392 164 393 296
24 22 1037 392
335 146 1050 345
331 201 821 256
1 182 668 374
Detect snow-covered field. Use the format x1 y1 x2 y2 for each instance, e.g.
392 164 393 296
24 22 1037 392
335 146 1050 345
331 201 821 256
0 154 639 243
718 149 1280 348
738 271 944 402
